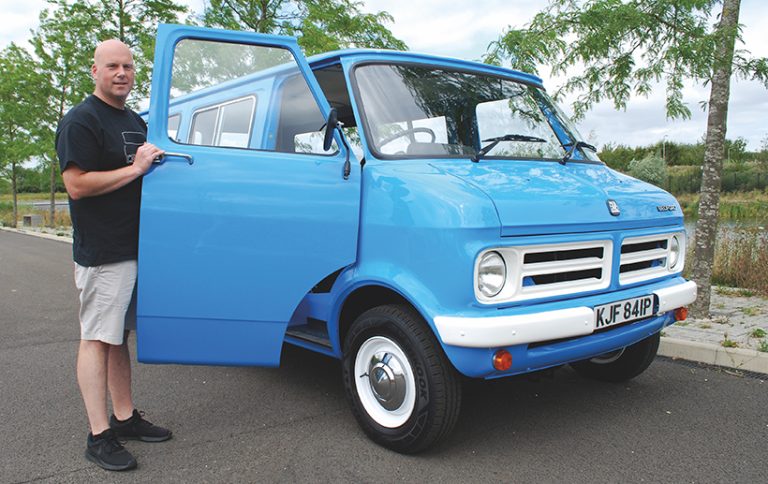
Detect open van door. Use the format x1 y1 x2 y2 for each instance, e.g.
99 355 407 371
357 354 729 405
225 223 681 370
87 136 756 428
136 24 360 366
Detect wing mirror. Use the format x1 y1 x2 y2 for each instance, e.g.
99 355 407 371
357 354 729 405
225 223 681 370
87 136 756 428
323 108 339 152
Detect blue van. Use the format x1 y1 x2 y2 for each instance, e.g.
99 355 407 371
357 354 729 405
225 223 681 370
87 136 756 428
138 24 697 453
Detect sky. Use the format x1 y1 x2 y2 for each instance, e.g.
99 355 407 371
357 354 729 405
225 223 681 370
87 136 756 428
2 0 767 150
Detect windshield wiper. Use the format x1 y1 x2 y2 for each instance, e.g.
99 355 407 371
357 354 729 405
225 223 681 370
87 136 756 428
471 134 547 162
561 140 597 165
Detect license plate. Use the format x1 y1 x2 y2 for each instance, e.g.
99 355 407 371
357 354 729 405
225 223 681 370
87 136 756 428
594 295 655 330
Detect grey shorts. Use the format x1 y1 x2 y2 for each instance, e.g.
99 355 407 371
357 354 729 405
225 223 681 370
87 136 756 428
74 260 137 345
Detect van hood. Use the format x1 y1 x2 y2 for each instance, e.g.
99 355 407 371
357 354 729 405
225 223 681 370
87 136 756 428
431 161 682 236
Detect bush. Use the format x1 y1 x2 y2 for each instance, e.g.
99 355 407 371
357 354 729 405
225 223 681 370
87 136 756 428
628 154 667 187
666 165 701 194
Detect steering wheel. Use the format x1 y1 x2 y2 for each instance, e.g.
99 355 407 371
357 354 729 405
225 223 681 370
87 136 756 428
378 127 436 148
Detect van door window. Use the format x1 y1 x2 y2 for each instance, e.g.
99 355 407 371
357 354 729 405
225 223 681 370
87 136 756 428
170 38 328 155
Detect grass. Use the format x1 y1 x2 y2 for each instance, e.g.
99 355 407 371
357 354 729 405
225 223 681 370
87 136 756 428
715 287 756 298
0 193 70 228
677 190 768 223
710 227 768 296
721 337 739 348
687 223 768 297
0 192 68 203
749 328 767 339
740 307 761 317
758 340 768 353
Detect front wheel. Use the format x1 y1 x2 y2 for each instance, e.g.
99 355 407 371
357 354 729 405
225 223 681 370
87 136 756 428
570 332 661 382
342 305 461 454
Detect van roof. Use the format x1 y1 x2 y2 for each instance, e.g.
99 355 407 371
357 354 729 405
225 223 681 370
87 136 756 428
306 48 544 87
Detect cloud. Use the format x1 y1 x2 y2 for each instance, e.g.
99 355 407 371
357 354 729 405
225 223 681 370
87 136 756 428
0 0 47 48
2 0 765 150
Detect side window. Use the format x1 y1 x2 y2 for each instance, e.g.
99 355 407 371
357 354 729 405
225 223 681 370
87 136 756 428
218 97 254 147
187 97 256 148
167 114 181 141
171 38 329 155
188 106 217 145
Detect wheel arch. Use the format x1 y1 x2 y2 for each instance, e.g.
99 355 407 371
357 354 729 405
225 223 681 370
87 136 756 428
337 284 417 350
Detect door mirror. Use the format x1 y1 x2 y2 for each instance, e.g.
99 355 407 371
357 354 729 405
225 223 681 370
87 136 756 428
323 108 339 151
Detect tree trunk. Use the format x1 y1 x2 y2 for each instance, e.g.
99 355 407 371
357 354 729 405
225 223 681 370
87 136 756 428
48 157 56 227
11 160 18 229
51 87 68 228
690 0 741 318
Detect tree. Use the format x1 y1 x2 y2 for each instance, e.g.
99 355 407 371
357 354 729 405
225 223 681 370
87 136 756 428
200 0 407 55
0 44 51 227
485 0 768 318
724 136 747 163
90 0 188 99
30 0 187 227
31 0 101 227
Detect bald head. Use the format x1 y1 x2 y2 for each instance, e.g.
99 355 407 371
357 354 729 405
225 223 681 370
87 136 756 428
94 39 133 65
92 39 135 109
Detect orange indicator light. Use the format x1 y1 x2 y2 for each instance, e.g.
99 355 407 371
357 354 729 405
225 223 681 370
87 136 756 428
675 307 689 321
493 349 512 371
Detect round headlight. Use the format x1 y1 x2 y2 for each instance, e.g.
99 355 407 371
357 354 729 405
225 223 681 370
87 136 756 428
478 251 506 298
669 235 681 269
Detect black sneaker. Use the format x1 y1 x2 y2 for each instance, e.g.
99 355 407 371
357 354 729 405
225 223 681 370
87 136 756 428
85 429 137 471
110 409 173 442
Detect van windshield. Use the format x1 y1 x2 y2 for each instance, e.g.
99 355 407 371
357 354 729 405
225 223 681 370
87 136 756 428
353 63 590 161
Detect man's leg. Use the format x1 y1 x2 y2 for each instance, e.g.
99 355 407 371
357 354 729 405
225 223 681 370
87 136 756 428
75 262 138 471
108 331 135 421
76 339 111 435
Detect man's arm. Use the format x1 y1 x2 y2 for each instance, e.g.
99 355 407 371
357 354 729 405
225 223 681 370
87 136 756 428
62 143 164 200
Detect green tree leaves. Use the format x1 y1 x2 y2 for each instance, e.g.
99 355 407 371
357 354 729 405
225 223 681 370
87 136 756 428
486 0 765 121
0 44 52 227
200 0 406 55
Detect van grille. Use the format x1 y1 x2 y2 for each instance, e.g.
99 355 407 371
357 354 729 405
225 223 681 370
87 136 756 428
619 234 674 285
477 241 613 303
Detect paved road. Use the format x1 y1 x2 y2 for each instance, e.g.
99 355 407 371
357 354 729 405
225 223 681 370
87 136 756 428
1 230 766 483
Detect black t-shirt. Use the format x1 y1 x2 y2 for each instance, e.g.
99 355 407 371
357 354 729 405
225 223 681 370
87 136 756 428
56 95 147 267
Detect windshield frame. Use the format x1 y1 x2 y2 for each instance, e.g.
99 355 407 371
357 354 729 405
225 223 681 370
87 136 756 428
348 60 603 165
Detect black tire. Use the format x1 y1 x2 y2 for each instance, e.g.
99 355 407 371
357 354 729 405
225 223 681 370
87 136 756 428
570 332 661 382
342 304 461 454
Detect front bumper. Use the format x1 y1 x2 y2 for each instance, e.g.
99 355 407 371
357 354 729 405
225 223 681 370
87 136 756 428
434 280 697 348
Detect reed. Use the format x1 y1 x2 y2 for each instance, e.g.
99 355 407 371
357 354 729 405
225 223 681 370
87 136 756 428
677 190 768 222
710 226 768 295
0 204 71 228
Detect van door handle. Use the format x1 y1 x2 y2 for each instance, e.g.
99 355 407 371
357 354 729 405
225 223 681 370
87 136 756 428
156 152 194 165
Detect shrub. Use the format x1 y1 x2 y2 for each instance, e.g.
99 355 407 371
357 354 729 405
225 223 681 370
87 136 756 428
628 154 668 187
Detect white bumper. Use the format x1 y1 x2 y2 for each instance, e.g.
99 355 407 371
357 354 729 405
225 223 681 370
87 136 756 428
433 281 697 348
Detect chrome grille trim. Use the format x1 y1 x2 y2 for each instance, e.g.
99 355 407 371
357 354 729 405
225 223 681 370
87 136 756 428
476 240 613 304
619 233 684 285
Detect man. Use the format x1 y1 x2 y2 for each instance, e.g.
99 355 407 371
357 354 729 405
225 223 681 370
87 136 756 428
56 39 171 472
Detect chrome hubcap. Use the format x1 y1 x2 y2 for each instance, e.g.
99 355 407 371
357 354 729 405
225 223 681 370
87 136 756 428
368 352 407 410
354 336 416 428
